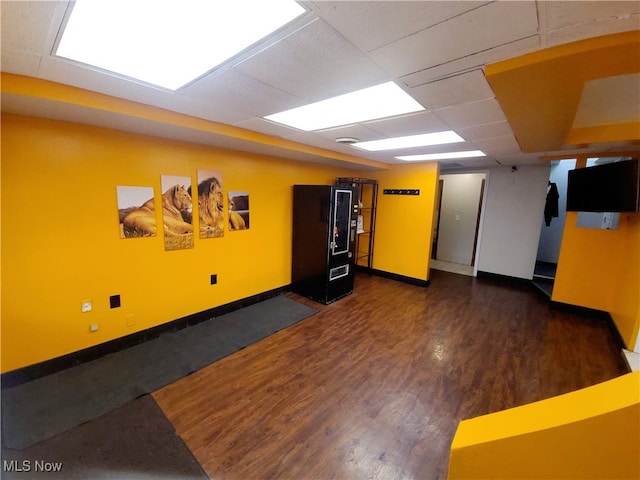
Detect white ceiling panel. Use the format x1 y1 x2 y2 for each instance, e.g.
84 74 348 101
368 1 539 77
363 111 451 138
545 1 640 30
457 121 514 142
308 1 488 53
401 36 540 87
283 131 389 162
0 51 41 76
181 69 302 119
434 99 507 130
286 131 356 150
234 18 388 102
472 135 522 155
409 69 495 110
0 1 62 54
546 11 640 47
573 73 640 128
439 160 492 171
312 124 383 143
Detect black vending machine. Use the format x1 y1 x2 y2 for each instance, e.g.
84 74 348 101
292 185 359 304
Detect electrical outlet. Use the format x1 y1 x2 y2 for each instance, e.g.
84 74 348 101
110 294 121 309
125 314 135 327
89 324 99 332
210 274 217 285
81 300 92 313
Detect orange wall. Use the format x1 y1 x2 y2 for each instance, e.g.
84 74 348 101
0 113 357 372
449 372 640 479
0 109 443 372
372 163 440 282
553 157 640 349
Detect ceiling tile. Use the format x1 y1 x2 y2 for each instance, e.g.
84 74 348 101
234 18 388 102
401 36 540 87
287 131 356 150
0 51 41 76
181 69 302 118
541 0 640 47
457 121 514 142
409 69 494 110
473 135 522 155
545 1 640 30
546 12 640 47
368 1 539 76
0 1 61 54
434 99 507 130
309 1 488 52
362 111 450 138
573 73 640 127
446 158 496 169
312 124 383 143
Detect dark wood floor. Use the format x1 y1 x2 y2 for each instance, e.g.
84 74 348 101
153 270 628 480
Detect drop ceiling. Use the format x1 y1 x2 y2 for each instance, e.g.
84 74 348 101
1 1 639 171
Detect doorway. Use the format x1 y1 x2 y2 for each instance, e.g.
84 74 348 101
534 159 574 297
431 173 486 276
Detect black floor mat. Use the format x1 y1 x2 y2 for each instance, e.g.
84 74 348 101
2 295 317 449
1 395 208 479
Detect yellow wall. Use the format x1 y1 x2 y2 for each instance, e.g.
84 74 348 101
372 163 440 282
449 371 640 479
553 157 640 349
611 213 640 350
1 109 441 371
486 31 640 153
0 113 358 372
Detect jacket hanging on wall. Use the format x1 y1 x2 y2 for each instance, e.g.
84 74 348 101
544 182 559 226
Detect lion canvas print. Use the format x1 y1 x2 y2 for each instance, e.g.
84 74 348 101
228 191 249 230
161 175 194 250
194 170 224 239
117 185 157 238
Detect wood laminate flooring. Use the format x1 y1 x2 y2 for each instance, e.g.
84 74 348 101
153 270 627 480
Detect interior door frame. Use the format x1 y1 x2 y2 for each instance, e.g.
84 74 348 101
432 170 490 276
472 170 490 277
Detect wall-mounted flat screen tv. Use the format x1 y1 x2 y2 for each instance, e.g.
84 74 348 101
566 159 639 213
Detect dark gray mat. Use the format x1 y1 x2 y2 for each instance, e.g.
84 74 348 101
2 295 317 449
1 395 208 479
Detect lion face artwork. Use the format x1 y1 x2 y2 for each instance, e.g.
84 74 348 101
118 181 195 250
193 173 224 239
167 184 192 218
161 179 194 250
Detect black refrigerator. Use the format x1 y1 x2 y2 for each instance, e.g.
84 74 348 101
292 185 359 304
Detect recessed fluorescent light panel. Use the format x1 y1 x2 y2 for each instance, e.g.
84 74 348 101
397 150 486 161
353 131 464 151
264 82 425 131
55 0 306 90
